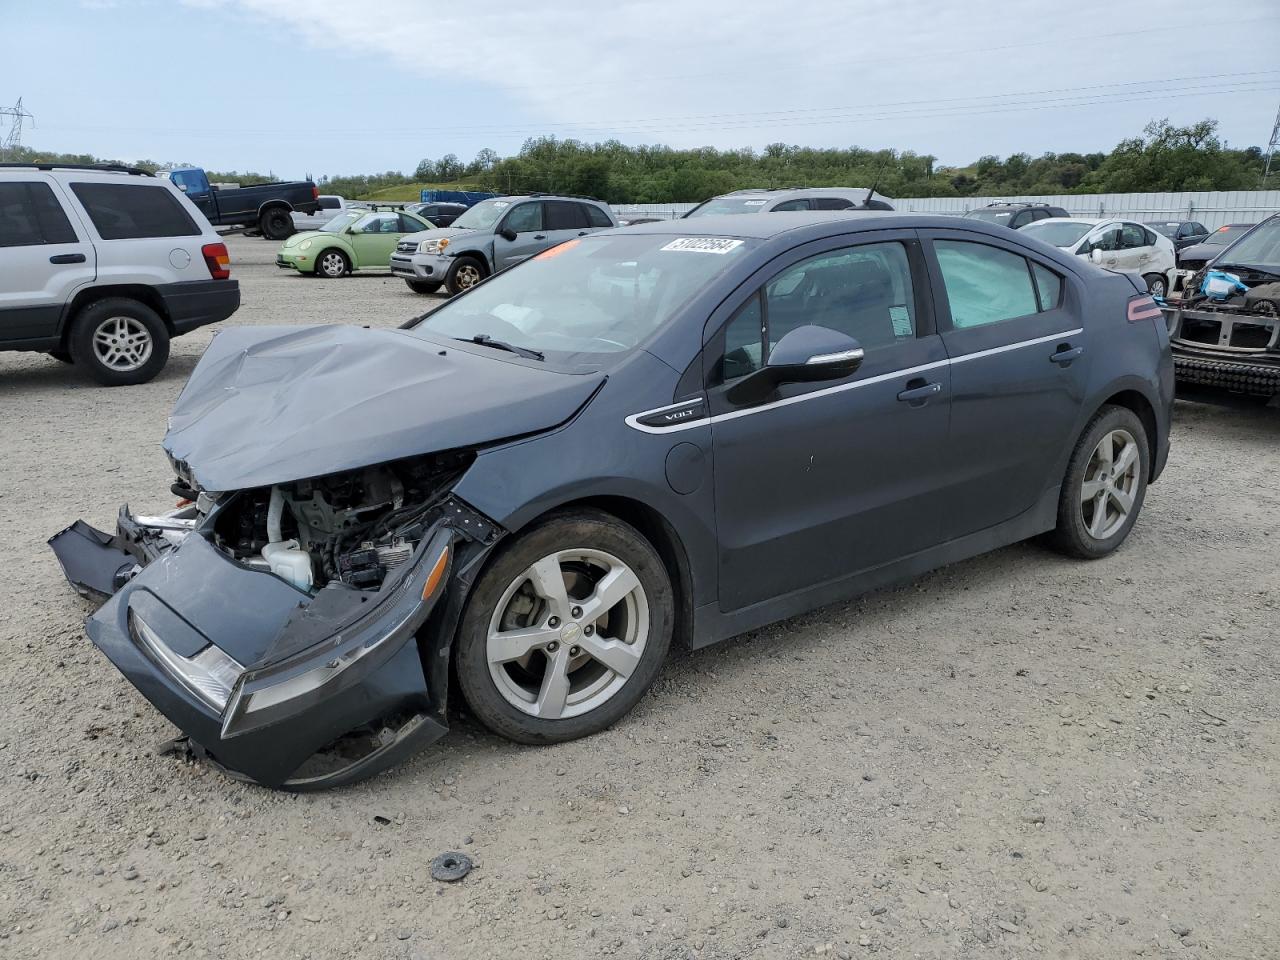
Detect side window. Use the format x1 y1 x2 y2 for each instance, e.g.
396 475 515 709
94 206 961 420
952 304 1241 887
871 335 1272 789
502 201 542 234
358 213 399 233
69 182 200 240
719 294 765 383
544 201 589 230
1120 224 1146 248
765 242 916 352
1031 263 1063 310
771 199 811 212
814 197 854 211
1088 226 1121 252
398 213 424 232
0 182 78 247
583 203 613 228
1191 222 1207 236
1010 211 1031 229
1031 209 1051 221
934 240 1039 329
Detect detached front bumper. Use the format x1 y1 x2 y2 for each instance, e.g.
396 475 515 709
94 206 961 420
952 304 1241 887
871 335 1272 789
49 501 500 789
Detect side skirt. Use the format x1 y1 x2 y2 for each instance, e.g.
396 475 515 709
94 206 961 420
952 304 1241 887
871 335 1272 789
690 486 1060 649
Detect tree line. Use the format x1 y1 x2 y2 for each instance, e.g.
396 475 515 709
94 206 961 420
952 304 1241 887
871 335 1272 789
6 118 1271 203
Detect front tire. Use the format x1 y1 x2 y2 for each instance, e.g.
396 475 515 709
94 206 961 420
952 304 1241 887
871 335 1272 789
444 255 488 296
1048 405 1150 559
68 298 170 386
259 207 295 241
406 279 443 295
1144 273 1167 298
456 509 673 744
315 249 350 278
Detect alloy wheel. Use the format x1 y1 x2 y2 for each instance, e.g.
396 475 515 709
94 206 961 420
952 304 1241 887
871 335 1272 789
320 252 346 277
1080 428 1141 540
1149 277 1166 297
486 548 649 720
456 263 481 289
92 316 153 372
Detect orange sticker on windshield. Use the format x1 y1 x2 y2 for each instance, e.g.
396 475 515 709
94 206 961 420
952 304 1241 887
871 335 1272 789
534 238 581 260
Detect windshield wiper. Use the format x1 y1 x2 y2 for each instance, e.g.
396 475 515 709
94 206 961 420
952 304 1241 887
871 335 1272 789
457 334 544 361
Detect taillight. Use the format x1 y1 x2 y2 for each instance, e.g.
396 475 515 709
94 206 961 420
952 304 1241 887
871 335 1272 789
1127 295 1162 323
312 185 319 201
201 242 231 280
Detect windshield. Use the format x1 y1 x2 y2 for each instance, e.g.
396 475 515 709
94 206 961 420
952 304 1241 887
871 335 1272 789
962 209 1015 223
319 211 362 233
405 233 757 361
450 198 512 231
1021 220 1094 248
686 197 772 216
1204 224 1252 246
1216 219 1280 269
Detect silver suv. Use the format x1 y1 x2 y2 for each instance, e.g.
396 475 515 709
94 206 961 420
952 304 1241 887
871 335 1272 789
390 195 617 296
684 187 894 217
0 163 240 385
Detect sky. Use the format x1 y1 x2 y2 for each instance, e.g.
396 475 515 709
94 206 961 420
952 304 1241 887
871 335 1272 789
2 0 1278 180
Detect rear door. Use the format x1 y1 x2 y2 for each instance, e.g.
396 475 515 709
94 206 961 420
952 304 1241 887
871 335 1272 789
920 229 1089 539
0 177 96 343
542 200 591 247
707 231 952 611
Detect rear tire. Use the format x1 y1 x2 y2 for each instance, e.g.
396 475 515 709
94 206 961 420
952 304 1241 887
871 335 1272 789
444 255 488 296
314 249 350 278
48 349 73 363
1048 405 1150 559
68 298 170 386
259 207 295 241
456 509 673 745
406 279 443 295
1144 273 1167 298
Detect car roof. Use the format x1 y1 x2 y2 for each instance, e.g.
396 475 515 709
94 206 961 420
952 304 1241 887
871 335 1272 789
614 211 1025 241
1032 217 1113 226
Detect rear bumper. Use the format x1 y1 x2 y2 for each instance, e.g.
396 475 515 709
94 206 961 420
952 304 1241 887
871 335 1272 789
155 279 241 335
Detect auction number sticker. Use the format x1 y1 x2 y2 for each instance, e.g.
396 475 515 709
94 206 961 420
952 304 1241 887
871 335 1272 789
743 199 767 206
660 237 745 254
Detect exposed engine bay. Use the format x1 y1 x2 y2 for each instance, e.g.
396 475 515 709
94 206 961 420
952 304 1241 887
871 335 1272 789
206 451 473 593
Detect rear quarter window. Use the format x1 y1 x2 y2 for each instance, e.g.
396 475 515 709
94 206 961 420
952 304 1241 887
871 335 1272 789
584 204 613 228
69 182 200 240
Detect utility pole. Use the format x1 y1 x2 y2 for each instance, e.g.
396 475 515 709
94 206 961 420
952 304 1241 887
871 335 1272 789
0 97 35 157
1264 101 1280 187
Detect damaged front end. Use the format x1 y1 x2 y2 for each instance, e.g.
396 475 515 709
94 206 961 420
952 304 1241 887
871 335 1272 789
49 452 503 790
1164 273 1280 398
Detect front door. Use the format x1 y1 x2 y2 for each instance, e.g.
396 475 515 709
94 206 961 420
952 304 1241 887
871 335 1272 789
347 212 402 268
921 229 1091 539
0 177 96 343
493 200 547 271
708 232 952 613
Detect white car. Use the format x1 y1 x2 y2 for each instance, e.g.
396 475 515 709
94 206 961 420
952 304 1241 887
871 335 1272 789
292 195 366 231
0 162 240 385
1020 217 1175 297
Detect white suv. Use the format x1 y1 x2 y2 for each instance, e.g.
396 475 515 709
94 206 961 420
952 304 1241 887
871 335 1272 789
1020 217 1176 297
0 163 240 385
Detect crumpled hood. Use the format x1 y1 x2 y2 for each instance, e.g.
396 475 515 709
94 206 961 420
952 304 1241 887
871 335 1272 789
164 324 604 492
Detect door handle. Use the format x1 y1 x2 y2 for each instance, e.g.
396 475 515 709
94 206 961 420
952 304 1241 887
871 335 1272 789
1050 345 1084 367
896 380 942 404
533 234 546 240
577 231 588 236
49 253 86 264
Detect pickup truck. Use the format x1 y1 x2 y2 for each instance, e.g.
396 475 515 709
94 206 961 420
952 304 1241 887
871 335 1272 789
161 167 320 240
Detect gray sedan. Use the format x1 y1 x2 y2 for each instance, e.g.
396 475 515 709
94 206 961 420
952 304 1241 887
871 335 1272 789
50 213 1172 788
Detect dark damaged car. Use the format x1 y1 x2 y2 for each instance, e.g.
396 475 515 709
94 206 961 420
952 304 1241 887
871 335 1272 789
1162 214 1280 401
50 213 1172 789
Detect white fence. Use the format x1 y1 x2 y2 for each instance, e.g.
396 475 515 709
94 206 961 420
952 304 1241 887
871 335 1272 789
615 191 1280 229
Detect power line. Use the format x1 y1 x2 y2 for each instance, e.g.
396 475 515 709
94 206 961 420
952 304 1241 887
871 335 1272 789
1264 102 1280 185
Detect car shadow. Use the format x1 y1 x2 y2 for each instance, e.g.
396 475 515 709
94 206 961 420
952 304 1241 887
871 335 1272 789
0 352 201 394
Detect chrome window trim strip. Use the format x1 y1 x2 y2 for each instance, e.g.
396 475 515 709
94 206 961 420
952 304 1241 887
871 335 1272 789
625 328 1085 435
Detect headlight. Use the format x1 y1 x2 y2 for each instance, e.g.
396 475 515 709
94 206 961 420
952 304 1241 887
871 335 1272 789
131 612 244 712
419 237 449 255
219 536 451 739
300 239 312 251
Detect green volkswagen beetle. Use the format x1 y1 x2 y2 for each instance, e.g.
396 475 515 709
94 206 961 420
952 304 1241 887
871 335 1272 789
276 208 438 278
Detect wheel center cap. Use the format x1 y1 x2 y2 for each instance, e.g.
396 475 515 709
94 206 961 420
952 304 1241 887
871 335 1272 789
560 622 581 644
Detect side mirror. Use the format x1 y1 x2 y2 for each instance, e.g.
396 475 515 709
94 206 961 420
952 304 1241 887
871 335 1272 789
498 227 518 242
1089 247 1103 265
726 325 863 406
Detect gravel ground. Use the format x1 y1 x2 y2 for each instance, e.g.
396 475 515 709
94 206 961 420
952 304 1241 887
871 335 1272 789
1 236 1278 960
